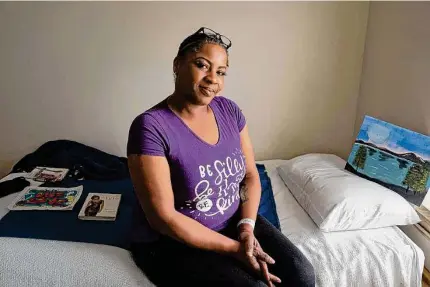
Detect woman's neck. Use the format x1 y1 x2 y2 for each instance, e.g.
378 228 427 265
168 92 210 119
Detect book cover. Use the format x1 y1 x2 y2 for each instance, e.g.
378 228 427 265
29 167 69 182
8 186 83 211
78 193 121 221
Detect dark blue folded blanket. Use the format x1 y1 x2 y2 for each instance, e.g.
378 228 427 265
0 179 137 250
12 140 129 181
0 164 280 249
257 164 281 230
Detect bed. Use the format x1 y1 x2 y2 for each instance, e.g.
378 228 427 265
0 159 424 287
264 160 424 287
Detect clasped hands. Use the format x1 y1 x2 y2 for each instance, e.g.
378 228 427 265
234 225 281 287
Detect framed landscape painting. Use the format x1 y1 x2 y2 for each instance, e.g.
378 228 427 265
346 116 430 206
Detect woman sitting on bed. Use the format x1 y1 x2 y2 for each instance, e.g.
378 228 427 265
127 27 315 287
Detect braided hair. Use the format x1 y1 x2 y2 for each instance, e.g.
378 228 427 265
176 33 229 58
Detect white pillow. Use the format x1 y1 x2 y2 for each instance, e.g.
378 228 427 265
277 153 420 232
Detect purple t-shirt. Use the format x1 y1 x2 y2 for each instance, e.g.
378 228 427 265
127 96 246 242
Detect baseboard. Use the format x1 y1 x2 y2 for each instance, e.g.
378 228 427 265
423 267 430 287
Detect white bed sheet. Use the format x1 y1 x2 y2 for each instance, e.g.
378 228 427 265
0 161 425 287
261 159 424 287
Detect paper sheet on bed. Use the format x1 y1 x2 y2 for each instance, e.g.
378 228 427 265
262 160 424 287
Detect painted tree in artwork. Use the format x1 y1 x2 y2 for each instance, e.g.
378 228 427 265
353 145 367 170
403 164 430 194
420 162 430 193
417 168 430 194
397 159 409 169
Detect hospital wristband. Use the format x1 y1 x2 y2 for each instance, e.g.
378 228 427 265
237 218 256 230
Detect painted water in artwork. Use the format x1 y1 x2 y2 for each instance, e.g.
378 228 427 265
346 116 430 206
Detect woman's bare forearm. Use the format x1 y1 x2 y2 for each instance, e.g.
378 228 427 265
239 173 261 222
149 210 240 256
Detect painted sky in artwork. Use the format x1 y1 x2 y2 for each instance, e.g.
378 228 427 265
356 116 430 161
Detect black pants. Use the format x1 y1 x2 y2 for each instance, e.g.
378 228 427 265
131 215 315 287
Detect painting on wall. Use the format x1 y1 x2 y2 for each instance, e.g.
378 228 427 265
346 116 430 206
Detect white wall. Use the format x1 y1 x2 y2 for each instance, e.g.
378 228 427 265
355 2 430 138
357 2 430 269
0 2 369 175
